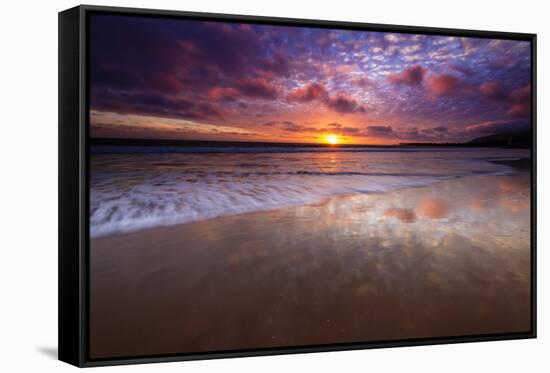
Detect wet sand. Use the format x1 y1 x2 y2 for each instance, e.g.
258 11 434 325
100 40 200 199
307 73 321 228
90 172 531 358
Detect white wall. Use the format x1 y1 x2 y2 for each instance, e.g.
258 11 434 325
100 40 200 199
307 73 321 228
0 0 546 371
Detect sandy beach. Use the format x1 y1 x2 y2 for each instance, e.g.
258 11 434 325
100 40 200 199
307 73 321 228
89 169 531 358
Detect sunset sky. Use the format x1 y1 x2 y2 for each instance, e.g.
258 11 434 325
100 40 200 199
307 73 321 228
89 15 531 145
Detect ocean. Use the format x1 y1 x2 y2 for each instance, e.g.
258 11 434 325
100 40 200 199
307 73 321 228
89 145 529 238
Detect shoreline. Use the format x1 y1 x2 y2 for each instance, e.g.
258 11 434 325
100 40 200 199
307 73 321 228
91 158 530 240
489 157 531 171
90 172 531 358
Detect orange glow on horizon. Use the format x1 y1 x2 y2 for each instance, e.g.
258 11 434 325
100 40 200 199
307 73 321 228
324 133 340 145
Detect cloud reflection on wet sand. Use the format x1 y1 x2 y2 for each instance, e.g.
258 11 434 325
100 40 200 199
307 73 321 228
419 198 450 218
90 173 531 358
384 208 416 223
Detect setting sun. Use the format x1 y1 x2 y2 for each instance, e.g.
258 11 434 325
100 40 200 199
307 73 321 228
325 134 339 145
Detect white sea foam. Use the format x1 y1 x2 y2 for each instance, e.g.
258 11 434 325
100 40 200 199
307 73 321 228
90 147 528 238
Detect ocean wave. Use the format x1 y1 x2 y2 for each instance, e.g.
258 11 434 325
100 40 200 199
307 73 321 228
89 149 528 238
90 174 447 238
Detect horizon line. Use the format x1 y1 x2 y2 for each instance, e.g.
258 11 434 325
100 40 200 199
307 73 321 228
89 136 476 147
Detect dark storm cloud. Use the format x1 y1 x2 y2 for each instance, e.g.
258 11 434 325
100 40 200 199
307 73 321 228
89 15 285 119
236 78 280 99
91 88 226 120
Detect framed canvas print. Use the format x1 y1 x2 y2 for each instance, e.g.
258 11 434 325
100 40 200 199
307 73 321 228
59 5 536 367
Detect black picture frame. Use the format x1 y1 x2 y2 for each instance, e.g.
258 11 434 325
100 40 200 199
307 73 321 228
59 4 537 367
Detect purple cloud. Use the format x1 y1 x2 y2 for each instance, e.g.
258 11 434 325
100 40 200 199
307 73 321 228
236 78 279 99
387 65 426 86
326 94 366 114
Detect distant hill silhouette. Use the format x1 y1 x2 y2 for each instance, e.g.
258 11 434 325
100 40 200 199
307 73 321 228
400 130 531 148
467 131 531 147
